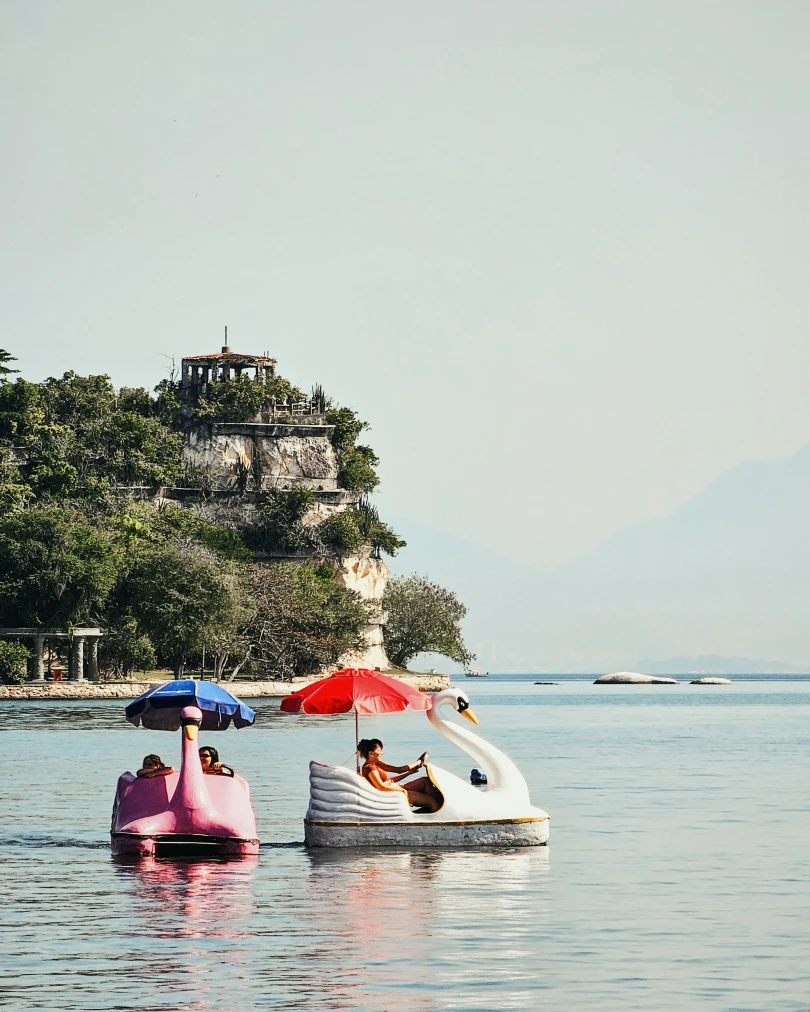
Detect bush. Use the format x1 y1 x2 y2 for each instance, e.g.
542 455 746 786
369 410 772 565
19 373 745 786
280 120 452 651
0 640 31 684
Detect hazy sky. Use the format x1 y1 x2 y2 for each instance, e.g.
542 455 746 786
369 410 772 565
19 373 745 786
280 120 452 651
3 1 809 569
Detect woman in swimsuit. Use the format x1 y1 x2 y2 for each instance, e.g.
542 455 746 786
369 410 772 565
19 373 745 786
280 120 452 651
199 745 235 777
357 738 442 813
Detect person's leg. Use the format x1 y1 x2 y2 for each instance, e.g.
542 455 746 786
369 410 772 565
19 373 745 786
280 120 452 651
404 786 441 812
405 775 444 811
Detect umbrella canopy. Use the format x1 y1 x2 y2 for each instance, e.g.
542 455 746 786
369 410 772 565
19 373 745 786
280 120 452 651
280 668 432 716
125 680 256 731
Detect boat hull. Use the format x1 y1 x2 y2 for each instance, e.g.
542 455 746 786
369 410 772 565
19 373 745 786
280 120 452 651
304 816 549 848
111 832 259 858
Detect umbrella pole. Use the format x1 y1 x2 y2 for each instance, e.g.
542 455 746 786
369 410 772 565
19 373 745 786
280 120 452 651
355 709 359 772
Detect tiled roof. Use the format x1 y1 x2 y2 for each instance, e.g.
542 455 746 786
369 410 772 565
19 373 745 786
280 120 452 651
182 351 277 365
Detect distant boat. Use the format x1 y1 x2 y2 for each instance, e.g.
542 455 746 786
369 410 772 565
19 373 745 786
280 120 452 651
465 670 489 678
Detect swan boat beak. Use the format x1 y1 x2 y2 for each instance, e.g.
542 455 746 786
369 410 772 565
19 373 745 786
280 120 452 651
183 722 199 741
461 707 479 725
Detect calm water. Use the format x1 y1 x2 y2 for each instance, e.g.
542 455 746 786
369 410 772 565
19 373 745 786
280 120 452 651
2 677 810 1011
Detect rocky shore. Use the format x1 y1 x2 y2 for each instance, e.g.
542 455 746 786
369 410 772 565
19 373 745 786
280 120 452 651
0 671 450 701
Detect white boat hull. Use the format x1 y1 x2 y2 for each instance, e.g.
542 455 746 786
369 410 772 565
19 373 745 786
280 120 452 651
304 816 549 848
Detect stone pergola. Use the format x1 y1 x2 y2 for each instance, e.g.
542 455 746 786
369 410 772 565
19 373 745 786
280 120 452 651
0 628 104 681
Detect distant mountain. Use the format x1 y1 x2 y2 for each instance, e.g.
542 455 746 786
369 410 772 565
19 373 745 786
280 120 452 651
388 441 810 672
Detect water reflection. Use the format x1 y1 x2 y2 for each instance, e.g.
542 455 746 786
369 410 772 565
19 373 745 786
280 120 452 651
114 857 259 939
298 848 550 1011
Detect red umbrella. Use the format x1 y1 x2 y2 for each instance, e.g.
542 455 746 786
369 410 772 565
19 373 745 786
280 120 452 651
280 668 432 769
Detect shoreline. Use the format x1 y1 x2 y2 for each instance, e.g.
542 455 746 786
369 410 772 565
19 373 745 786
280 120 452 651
0 671 451 701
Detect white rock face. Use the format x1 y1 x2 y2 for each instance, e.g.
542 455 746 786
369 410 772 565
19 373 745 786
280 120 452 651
690 677 732 685
336 552 390 670
185 426 338 490
594 672 680 684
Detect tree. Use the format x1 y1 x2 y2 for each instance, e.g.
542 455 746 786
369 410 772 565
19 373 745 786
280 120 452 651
0 505 122 626
382 575 474 670
0 349 19 379
119 539 246 679
243 562 367 680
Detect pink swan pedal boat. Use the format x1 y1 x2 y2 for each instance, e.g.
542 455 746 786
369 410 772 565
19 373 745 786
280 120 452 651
111 681 259 858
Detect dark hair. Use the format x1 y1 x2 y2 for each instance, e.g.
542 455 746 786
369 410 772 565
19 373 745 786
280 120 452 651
199 746 219 763
142 754 163 769
357 738 383 760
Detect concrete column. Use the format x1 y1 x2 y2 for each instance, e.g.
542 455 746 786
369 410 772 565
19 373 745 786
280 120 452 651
72 637 85 681
191 366 200 386
33 635 45 681
88 638 99 681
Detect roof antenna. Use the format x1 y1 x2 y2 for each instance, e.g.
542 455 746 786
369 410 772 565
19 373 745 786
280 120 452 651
222 325 230 354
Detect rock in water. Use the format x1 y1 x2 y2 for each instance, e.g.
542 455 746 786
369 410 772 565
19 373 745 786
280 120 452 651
690 677 732 685
594 672 680 685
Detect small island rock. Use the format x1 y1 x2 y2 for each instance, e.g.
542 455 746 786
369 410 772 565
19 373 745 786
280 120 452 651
594 672 680 685
690 677 732 685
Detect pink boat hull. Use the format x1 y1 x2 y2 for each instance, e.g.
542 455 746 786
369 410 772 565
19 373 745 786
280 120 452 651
111 725 260 859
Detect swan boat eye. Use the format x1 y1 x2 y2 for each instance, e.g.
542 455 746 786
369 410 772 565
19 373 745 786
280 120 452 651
456 698 469 712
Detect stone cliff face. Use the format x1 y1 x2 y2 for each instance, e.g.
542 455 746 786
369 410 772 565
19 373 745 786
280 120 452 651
335 552 390 671
185 423 339 490
182 421 391 671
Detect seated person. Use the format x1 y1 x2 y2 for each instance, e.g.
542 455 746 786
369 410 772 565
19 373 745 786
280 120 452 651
136 754 174 778
357 738 442 813
199 745 235 777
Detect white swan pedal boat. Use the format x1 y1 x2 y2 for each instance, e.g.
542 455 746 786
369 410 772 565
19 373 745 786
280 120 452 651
304 688 550 848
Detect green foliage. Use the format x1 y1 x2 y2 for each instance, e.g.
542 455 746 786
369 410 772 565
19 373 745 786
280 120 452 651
99 617 157 678
0 371 184 494
117 387 154 416
353 500 406 557
243 487 316 555
0 451 33 511
116 540 247 678
153 379 182 427
0 349 19 378
325 407 380 492
383 574 474 670
246 562 367 679
315 502 405 559
0 640 31 684
110 502 251 562
0 378 45 439
85 413 184 486
317 510 365 556
42 372 115 426
193 374 306 424
0 504 122 626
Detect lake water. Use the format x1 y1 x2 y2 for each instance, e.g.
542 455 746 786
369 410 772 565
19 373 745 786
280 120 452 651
2 676 810 1011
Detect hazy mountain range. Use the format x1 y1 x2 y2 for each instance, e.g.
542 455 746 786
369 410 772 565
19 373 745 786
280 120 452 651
388 442 810 673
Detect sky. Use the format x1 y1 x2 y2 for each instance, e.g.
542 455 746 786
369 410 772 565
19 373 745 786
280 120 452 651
2 1 809 570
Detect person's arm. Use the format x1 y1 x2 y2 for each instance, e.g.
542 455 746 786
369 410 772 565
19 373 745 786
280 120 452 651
137 766 174 778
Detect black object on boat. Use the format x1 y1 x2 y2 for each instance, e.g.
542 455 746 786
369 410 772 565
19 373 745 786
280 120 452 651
470 768 487 785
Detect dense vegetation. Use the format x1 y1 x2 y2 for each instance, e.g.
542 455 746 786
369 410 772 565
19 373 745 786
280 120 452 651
0 351 401 681
0 350 470 681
